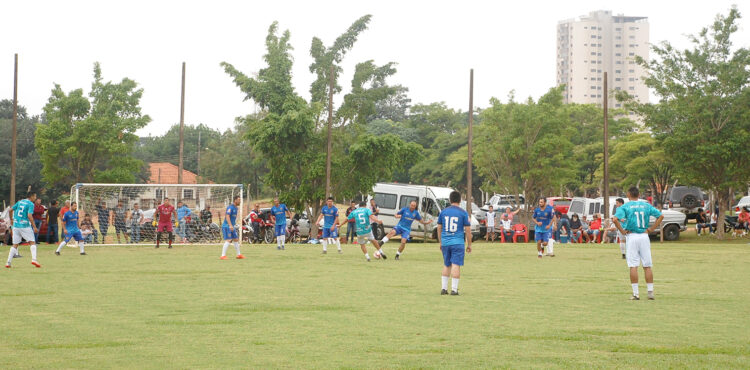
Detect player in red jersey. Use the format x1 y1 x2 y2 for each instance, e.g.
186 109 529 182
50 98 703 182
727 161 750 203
154 198 177 248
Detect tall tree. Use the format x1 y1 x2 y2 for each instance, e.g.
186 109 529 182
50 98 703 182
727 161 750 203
135 123 221 176
605 133 673 206
0 101 44 204
619 7 750 238
35 63 150 188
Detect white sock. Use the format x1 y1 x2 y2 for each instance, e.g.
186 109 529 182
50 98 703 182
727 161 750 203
234 242 241 255
335 239 341 251
382 236 389 243
441 276 449 290
396 250 401 256
56 241 67 253
322 239 328 251
280 235 285 247
14 248 19 256
79 241 85 253
277 237 281 247
364 252 370 260
548 241 554 254
30 244 37 261
451 278 459 292
647 283 654 292
222 241 229 256
7 247 16 265
538 251 543 256
632 283 639 296
620 243 626 254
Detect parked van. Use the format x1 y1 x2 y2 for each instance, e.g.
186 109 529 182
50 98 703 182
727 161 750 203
368 183 481 240
567 197 687 241
482 194 526 212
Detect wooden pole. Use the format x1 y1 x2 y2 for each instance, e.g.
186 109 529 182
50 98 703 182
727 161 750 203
325 64 334 198
178 62 186 184
466 69 474 213
603 71 610 219
197 130 201 179
10 54 18 205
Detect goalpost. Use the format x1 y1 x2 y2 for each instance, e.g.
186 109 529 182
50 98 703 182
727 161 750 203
69 183 243 246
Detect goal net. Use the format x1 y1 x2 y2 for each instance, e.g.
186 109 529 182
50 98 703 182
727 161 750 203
69 183 244 246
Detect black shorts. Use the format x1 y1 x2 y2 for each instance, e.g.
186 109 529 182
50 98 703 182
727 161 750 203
115 221 127 234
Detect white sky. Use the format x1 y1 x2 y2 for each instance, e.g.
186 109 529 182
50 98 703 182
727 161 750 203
2 0 747 136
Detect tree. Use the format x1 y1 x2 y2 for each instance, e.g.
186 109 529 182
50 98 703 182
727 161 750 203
605 133 673 206
619 7 750 238
135 123 221 176
35 63 150 188
0 100 44 204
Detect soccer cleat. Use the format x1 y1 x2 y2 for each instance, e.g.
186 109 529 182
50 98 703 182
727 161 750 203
277 246 281 250
366 257 370 262
281 246 285 250
155 245 159 248
220 256 228 260
538 254 543 259
379 252 387 260
5 264 10 268
647 291 655 300
549 254 555 257
338 249 342 254
80 252 86 255
441 289 449 295
395 254 400 260
450 290 459 296
55 251 60 256
630 295 640 300
622 254 626 259
31 261 41 268
236 254 245 259
321 250 327 254
13 253 22 258
168 245 173 249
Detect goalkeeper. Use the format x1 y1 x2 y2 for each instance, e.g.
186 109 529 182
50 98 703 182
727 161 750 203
154 198 178 249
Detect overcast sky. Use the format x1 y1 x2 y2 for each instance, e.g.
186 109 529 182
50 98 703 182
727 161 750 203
2 0 747 136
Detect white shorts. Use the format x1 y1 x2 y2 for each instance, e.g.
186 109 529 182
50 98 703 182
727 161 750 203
12 227 36 245
486 226 495 233
357 232 376 245
625 233 652 268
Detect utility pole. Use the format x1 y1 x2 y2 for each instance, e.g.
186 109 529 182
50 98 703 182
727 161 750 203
324 64 334 198
178 62 186 184
466 69 474 213
603 71 610 219
10 54 18 205
197 130 201 179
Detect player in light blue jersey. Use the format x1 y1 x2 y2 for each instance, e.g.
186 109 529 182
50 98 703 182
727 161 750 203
532 197 556 258
437 191 472 295
220 196 244 260
271 198 291 250
347 201 386 262
613 187 664 300
381 200 433 260
316 197 341 254
55 202 86 255
6 192 40 268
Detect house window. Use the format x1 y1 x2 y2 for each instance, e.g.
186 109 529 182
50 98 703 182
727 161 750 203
616 70 621 73
155 189 164 200
182 189 194 200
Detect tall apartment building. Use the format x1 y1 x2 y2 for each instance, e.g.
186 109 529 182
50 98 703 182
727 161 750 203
557 10 649 109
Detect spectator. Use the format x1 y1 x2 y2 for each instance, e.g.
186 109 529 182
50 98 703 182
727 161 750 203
200 205 213 224
345 201 357 244
47 200 60 245
737 207 750 236
498 213 514 242
249 204 262 242
695 208 713 235
59 200 70 219
588 214 602 243
503 207 521 221
96 200 110 244
580 215 592 243
129 203 143 244
369 199 384 238
603 218 618 243
709 212 718 233
554 211 571 242
32 198 45 243
81 214 98 244
485 206 497 242
176 201 192 243
569 214 584 243
113 200 129 244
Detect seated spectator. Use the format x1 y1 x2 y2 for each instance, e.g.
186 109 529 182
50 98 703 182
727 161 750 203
554 211 571 242
603 218 618 243
587 214 602 243
569 214 583 243
80 214 98 244
709 212 718 232
580 215 591 243
498 213 514 242
695 208 713 235
737 207 750 235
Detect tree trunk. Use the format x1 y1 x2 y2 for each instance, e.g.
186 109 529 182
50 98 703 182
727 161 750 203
715 189 727 240
310 201 321 240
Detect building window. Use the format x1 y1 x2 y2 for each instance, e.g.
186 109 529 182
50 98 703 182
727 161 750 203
615 78 622 81
629 86 635 90
616 61 623 64
155 189 164 200
615 53 622 57
616 70 621 73
629 52 635 56
629 35 636 39
615 27 622 31
629 69 635 73
615 87 622 91
629 61 635 64
616 44 622 48
591 35 597 39
590 69 597 72
616 36 622 40
616 103 621 107
629 77 635 81
591 52 597 56
182 189 194 200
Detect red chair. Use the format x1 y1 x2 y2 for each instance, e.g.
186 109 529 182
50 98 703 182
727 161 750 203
512 224 528 243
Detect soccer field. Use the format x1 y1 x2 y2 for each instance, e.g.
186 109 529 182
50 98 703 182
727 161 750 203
2 240 749 368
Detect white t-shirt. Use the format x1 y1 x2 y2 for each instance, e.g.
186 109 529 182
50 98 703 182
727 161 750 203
486 211 496 227
500 219 512 230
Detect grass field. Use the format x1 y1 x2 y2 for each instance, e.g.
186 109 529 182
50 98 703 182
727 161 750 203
2 237 750 368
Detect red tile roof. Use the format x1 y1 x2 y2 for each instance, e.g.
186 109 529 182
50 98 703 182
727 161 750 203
147 162 211 184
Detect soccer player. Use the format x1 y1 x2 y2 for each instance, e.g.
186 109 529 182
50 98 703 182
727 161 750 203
270 198 291 250
613 198 626 259
155 198 177 249
55 202 86 255
347 201 386 261
220 196 244 260
532 197 555 258
437 191 471 295
613 187 664 300
6 192 41 268
317 197 341 254
381 200 432 260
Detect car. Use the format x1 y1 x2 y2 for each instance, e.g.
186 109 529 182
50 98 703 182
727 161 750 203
733 196 750 213
461 200 487 237
547 197 572 214
483 194 526 213
664 186 705 220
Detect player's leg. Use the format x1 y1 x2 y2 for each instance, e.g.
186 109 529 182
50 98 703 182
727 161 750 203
233 236 243 259
640 237 654 299
370 234 386 259
333 228 341 253
547 238 555 256
449 244 465 295
381 228 397 244
77 233 86 255
221 226 230 258
618 233 626 259
167 228 174 248
321 228 329 254
6 231 23 266
396 239 407 260
626 234 640 299
279 225 286 250
441 247 452 294
536 235 544 258
358 235 370 261
55 233 71 254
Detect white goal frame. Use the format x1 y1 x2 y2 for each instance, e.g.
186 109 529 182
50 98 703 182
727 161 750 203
69 183 243 246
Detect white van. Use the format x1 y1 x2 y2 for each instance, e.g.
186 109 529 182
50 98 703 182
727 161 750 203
368 183 481 241
567 196 687 241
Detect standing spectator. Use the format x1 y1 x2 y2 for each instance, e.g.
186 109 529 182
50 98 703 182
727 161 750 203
588 214 602 243
95 200 110 244
81 214 98 244
176 201 192 243
345 201 357 244
200 205 213 224
695 208 713 235
485 206 497 242
249 204 262 242
369 199 384 238
129 203 144 244
47 200 61 245
502 207 521 221
569 214 584 243
32 198 46 243
498 213 514 242
113 200 129 244
59 200 70 220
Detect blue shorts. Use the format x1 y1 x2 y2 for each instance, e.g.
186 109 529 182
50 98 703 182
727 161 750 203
222 226 238 240
275 224 286 237
322 227 338 238
392 225 411 240
64 231 84 242
442 244 465 267
535 231 550 242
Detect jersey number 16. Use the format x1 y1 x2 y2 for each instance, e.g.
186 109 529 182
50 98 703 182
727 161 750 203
444 216 459 232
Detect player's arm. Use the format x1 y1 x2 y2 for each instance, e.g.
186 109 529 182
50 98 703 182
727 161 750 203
28 210 37 233
369 214 383 224
532 213 542 226
646 207 664 234
316 212 324 225
464 224 472 253
512 208 521 216
436 223 442 247
612 216 627 235
225 211 234 231
395 209 403 219
332 212 339 229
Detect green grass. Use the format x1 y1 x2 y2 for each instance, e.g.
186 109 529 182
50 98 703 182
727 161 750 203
2 238 749 368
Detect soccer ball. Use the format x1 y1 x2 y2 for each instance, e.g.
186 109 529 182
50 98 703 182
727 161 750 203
374 251 381 259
